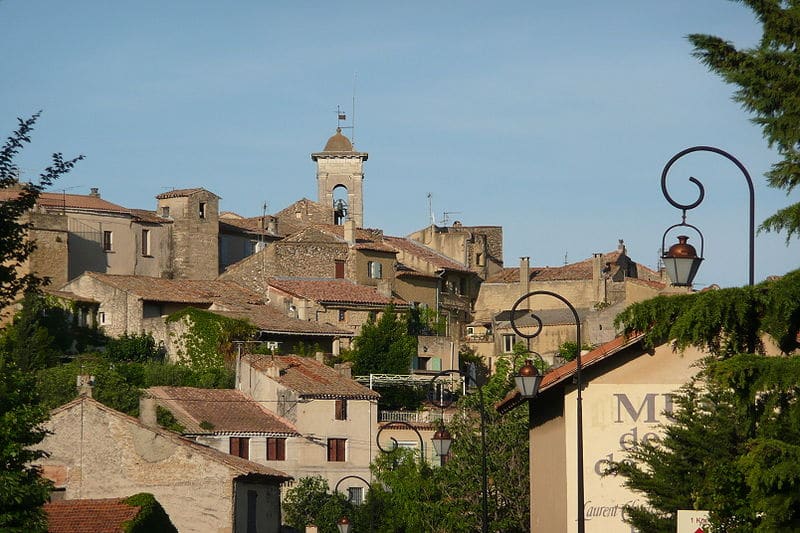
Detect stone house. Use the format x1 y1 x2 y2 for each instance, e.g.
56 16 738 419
468 242 666 366
496 334 709 533
219 221 399 298
384 235 481 343
218 212 282 272
58 272 352 358
0 186 234 286
407 222 505 280
265 277 408 345
237 354 380 503
37 396 291 533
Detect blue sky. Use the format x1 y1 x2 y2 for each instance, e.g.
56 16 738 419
2 1 797 288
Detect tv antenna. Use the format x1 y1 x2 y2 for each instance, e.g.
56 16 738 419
427 193 435 225
441 211 461 226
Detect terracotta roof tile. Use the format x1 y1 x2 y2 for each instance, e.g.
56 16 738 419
311 225 397 253
148 387 300 435
268 278 406 307
43 289 99 304
129 208 170 224
244 355 380 399
0 190 131 215
485 250 625 283
213 307 353 336
45 498 141 533
154 188 218 199
383 236 472 273
83 273 262 305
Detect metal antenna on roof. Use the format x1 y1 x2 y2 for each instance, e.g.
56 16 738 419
564 252 568 266
334 73 358 146
442 211 461 226
427 193 436 226
351 71 357 147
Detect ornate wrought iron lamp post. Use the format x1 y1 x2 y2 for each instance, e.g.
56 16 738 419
660 146 755 286
429 368 489 533
510 290 584 533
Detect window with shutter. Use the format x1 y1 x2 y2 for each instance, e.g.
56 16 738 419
230 437 250 460
266 438 286 461
335 399 348 420
327 438 346 462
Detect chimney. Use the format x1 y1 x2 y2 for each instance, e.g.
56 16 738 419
519 257 530 296
139 394 157 428
267 216 278 235
377 279 392 298
265 363 281 379
315 352 325 364
76 375 94 398
592 253 605 303
89 188 100 198
335 362 352 379
344 218 356 245
618 239 626 254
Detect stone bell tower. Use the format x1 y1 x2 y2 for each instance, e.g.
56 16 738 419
311 128 368 227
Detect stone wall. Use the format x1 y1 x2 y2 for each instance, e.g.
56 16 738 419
25 211 69 288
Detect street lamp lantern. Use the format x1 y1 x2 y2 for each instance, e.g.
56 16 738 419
514 359 543 399
431 426 452 458
662 234 703 287
337 516 351 533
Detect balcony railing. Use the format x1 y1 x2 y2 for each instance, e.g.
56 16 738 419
379 410 452 424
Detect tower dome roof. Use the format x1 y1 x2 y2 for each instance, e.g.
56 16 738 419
323 128 353 152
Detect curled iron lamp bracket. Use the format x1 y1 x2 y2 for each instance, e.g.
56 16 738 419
660 145 755 286
376 420 425 457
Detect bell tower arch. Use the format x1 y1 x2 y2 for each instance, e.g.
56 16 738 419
311 128 368 227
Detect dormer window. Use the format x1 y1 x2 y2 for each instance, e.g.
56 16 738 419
199 202 207 219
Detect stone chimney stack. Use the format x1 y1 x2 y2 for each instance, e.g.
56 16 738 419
344 218 356 245
519 257 530 296
89 188 100 198
335 362 352 379
139 393 157 428
267 216 278 235
77 375 94 398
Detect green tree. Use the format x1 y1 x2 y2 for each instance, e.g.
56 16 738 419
0 114 81 531
369 358 530 532
0 113 83 312
0 354 52 532
0 293 69 371
281 476 353 533
350 305 417 376
689 1 800 240
606 271 800 531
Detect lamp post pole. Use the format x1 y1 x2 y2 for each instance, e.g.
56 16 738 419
510 290 584 533
660 146 755 286
429 369 489 533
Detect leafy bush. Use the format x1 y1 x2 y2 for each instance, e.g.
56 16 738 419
106 333 165 363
